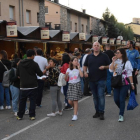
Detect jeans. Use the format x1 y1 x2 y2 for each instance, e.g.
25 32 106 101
0 83 11 106
63 82 71 107
10 85 20 112
36 80 44 106
18 88 37 118
89 80 106 113
80 77 84 93
113 85 130 116
106 70 113 95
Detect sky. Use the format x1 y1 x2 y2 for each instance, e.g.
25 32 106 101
59 0 140 24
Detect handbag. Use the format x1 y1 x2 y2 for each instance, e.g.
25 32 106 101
127 91 138 110
111 63 126 88
58 73 66 87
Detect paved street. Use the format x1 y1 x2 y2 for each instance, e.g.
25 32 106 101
0 77 140 140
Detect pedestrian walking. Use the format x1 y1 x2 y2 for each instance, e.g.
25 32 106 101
104 44 114 96
82 48 92 96
126 40 140 95
65 56 83 121
9 58 20 116
84 42 110 120
109 48 134 122
34 49 48 107
47 58 63 117
60 54 72 110
17 50 43 120
0 50 11 110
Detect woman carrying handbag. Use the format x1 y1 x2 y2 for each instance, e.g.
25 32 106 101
109 48 134 122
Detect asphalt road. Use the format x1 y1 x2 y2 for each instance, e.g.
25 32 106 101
0 76 140 140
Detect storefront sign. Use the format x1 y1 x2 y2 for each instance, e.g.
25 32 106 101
79 33 86 40
109 38 114 45
136 42 140 47
62 31 70 42
122 40 126 45
92 36 98 43
116 39 121 45
102 37 107 44
41 27 49 40
6 22 17 37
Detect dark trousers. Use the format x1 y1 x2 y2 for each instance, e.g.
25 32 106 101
36 80 44 106
132 69 138 95
84 77 90 95
18 88 37 118
113 85 130 116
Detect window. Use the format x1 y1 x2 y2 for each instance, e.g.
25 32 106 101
37 13 39 23
75 23 77 32
0 2 1 16
26 10 31 24
9 6 15 20
70 21 72 30
82 24 84 33
45 6 48 14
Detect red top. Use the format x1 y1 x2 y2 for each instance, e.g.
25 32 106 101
60 63 69 74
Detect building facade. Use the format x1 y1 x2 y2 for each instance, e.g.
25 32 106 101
0 0 45 26
133 18 140 24
45 0 104 34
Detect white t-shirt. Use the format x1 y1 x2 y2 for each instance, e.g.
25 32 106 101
34 56 48 79
66 68 80 84
82 54 89 73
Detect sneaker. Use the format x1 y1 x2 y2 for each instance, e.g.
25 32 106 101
0 106 4 110
5 106 11 109
72 115 78 121
17 116 22 120
14 112 18 116
63 106 73 110
93 112 100 118
106 94 111 97
47 113 56 117
25 109 29 115
30 117 35 120
118 115 124 122
55 111 63 116
99 113 105 120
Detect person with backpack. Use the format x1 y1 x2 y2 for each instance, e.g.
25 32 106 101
65 56 83 121
47 58 63 117
60 54 72 110
0 50 11 110
9 58 20 116
109 48 134 122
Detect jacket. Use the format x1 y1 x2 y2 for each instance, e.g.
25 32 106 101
17 59 43 88
60 63 69 74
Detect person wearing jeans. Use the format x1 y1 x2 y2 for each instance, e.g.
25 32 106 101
84 42 110 120
109 48 134 122
89 80 106 113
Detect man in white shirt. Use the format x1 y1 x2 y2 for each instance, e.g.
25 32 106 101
34 49 48 107
82 48 92 96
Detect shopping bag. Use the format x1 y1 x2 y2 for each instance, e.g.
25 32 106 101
127 91 138 110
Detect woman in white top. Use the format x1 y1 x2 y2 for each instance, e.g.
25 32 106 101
65 56 83 121
109 48 134 122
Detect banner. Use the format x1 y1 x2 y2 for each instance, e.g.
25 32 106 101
79 33 86 40
6 22 17 37
122 40 126 45
116 39 121 45
109 38 114 45
92 35 98 43
102 37 107 44
62 31 70 42
41 27 49 40
136 42 140 47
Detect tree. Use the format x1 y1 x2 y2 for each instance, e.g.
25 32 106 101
93 19 106 36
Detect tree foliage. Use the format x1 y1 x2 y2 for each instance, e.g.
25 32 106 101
102 8 134 40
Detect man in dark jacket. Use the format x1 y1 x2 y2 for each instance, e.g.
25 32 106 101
17 50 43 120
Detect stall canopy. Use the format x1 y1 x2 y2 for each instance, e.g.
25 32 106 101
70 32 79 40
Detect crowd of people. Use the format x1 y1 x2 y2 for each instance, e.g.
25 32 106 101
0 40 140 122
